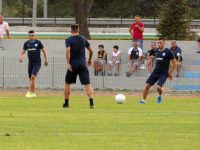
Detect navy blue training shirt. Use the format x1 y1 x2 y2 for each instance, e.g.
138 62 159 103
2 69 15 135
65 35 90 67
23 40 44 62
153 48 174 75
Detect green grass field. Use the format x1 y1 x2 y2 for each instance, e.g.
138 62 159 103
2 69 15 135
0 92 200 150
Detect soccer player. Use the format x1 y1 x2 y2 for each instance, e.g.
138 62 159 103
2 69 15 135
19 30 48 97
63 24 94 109
139 37 176 104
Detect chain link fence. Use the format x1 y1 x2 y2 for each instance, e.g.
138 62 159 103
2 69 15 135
0 56 200 91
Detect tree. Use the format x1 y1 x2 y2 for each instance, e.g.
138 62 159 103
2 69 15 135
157 0 194 40
73 0 93 39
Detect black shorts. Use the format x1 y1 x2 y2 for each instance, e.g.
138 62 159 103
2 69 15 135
65 65 90 85
28 62 41 78
146 72 168 87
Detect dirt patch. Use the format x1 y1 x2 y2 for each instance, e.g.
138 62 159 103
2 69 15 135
0 88 200 98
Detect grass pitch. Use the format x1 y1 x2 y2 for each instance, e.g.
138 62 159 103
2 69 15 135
0 92 200 150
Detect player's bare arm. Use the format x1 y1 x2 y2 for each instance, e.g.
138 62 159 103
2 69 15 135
41 48 48 66
19 50 26 62
66 47 72 71
87 46 93 66
169 58 177 80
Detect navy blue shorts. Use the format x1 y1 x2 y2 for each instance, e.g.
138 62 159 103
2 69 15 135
146 72 168 87
65 65 90 85
28 62 41 79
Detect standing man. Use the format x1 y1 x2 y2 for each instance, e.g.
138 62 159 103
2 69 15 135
139 38 176 104
63 24 94 109
19 30 48 98
129 15 144 50
0 15 10 39
169 40 183 77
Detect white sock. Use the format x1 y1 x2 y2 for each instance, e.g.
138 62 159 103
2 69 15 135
141 99 146 103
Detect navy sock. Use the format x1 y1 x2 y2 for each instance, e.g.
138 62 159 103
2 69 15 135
64 99 69 106
89 98 94 106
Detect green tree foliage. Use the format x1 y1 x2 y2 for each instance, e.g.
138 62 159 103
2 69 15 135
157 0 195 40
1 0 200 19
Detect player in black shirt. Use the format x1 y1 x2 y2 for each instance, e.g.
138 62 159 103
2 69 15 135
63 24 94 109
19 30 48 98
139 38 176 104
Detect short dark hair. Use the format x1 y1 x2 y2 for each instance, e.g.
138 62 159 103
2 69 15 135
71 24 79 32
135 15 140 18
159 37 165 41
28 30 35 34
98 44 104 48
113 45 119 49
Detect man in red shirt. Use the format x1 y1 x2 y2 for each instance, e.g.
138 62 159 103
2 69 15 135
129 15 144 50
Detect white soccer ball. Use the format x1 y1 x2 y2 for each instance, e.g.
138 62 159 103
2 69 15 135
115 94 126 104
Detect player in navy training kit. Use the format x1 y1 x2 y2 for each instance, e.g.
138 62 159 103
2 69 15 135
63 24 94 109
139 37 177 104
19 30 48 98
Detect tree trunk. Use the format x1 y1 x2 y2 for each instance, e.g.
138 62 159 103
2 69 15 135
73 0 93 39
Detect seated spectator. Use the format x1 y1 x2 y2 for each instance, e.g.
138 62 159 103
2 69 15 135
169 40 183 77
108 45 121 76
146 42 157 74
196 37 200 53
93 44 107 76
126 42 143 77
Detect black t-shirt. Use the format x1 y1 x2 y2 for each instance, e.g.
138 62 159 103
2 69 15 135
130 49 139 60
148 48 157 56
153 48 174 75
169 46 183 61
23 40 44 62
65 35 90 67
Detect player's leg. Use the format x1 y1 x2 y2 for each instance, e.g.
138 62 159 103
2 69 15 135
127 61 133 77
30 63 41 97
26 62 33 97
63 69 77 108
29 75 36 94
85 84 94 108
79 66 95 108
156 75 168 104
140 83 151 103
63 83 71 108
139 73 158 104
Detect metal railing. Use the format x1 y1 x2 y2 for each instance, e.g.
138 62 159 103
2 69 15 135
4 18 200 28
